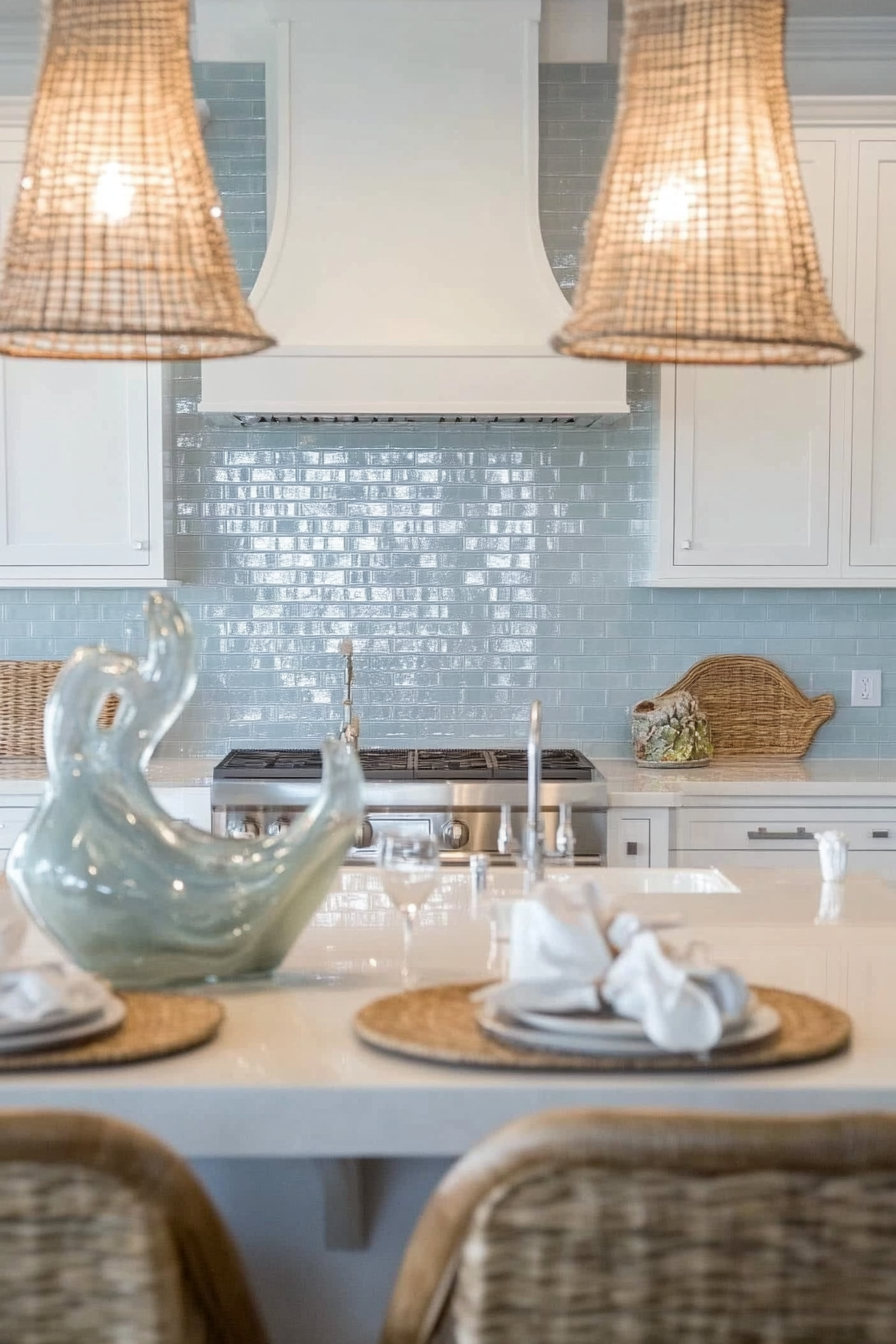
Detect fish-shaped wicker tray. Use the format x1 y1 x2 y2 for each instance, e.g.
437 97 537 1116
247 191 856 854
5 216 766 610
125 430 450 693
659 655 834 759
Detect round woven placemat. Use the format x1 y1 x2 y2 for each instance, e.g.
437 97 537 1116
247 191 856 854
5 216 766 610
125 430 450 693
0 993 224 1072
354 984 850 1072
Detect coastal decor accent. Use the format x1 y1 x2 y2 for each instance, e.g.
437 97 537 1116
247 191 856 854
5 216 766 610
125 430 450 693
0 0 273 359
0 993 224 1071
631 690 712 766
354 983 851 1072
0 661 116 759
552 0 859 366
660 655 835 757
6 593 364 988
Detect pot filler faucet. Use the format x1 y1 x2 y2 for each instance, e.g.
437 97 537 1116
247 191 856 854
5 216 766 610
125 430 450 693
497 699 575 887
338 639 360 750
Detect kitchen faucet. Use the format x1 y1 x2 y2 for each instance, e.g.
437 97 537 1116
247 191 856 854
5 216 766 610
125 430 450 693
337 640 360 749
497 699 575 887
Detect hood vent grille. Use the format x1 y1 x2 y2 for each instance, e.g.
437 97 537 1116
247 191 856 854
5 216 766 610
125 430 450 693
231 412 614 430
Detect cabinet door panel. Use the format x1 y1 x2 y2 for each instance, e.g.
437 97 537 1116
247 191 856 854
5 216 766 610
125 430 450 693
0 124 155 574
0 360 151 567
849 139 896 567
670 136 841 570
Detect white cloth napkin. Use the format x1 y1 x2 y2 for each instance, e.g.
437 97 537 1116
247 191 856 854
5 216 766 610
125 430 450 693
815 830 849 882
507 881 613 983
0 964 109 1027
504 881 749 1053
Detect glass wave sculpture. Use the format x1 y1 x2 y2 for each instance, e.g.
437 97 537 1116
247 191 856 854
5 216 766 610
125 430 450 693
7 593 364 988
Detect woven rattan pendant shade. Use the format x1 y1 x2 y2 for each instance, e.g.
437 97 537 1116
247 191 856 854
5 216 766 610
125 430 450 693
0 0 273 360
553 0 859 366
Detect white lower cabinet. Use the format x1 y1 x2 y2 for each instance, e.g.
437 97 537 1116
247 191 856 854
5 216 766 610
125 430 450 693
154 787 212 833
606 810 670 868
0 802 42 873
0 787 211 879
671 802 896 877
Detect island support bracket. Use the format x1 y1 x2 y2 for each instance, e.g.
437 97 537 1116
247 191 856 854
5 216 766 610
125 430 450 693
313 1158 367 1250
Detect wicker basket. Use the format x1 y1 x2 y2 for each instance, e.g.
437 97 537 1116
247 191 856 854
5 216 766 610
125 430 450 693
659 655 834 759
0 661 117 759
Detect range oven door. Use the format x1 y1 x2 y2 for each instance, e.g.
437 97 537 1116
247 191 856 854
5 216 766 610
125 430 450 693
213 805 606 865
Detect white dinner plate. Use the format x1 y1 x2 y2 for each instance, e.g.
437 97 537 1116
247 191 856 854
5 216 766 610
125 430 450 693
514 1001 756 1042
485 980 755 1043
0 995 126 1055
477 1001 781 1059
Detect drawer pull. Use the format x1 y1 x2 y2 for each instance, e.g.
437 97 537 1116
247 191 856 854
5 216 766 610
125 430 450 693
747 827 814 841
872 830 891 839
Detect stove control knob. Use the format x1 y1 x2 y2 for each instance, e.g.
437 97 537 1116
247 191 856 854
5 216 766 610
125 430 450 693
354 817 374 849
227 816 260 841
266 816 292 837
441 819 470 850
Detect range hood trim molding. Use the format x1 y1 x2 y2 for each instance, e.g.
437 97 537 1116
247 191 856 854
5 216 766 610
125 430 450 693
200 0 628 418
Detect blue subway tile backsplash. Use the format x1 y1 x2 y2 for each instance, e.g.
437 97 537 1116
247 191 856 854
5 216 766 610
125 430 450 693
0 62 892 757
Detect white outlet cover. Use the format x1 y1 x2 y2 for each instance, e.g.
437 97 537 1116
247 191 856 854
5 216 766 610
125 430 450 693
851 670 882 707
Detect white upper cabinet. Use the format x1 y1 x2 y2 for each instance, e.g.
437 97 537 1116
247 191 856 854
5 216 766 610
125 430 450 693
849 138 896 572
653 103 896 587
0 102 169 586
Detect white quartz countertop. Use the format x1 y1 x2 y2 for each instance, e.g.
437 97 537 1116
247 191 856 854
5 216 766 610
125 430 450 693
0 757 218 795
596 758 896 807
2 756 896 807
3 865 896 1159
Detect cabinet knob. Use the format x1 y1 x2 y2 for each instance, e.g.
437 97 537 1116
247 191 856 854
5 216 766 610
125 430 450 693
133 540 146 551
441 818 470 850
354 817 374 849
626 840 638 856
680 539 692 550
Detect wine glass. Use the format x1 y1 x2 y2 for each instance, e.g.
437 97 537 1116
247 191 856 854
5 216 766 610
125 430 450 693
376 832 441 989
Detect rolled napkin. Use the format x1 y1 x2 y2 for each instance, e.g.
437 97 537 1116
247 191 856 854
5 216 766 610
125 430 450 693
502 880 749 1053
0 963 110 1027
815 830 848 882
815 880 844 926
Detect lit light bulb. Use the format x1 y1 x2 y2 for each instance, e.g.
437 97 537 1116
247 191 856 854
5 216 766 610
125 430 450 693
92 161 135 225
642 174 697 243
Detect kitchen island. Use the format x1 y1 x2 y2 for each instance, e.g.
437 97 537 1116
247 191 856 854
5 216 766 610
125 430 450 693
3 864 896 1344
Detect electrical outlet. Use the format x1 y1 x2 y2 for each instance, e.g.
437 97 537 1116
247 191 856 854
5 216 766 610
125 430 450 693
851 670 882 707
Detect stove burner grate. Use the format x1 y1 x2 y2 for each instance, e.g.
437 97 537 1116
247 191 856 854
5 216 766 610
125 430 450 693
213 746 594 782
414 749 493 779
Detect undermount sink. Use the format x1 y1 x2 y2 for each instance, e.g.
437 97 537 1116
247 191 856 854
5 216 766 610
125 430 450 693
491 866 741 896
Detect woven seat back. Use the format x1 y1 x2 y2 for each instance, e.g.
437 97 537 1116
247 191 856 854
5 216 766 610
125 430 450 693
0 1159 189 1344
0 1112 269 1344
452 1161 896 1344
0 662 118 759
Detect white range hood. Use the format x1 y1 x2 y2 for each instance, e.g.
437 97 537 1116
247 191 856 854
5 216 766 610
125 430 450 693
200 0 628 422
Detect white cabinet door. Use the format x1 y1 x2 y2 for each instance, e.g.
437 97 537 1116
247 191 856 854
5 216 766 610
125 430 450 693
0 359 155 570
660 133 846 578
0 105 167 585
848 136 896 570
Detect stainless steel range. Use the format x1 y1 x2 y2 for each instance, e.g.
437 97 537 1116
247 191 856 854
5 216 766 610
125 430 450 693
211 745 608 865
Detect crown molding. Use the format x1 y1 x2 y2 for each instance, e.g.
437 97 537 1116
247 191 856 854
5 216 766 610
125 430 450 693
793 94 896 125
0 96 31 129
787 17 896 63
607 15 896 68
